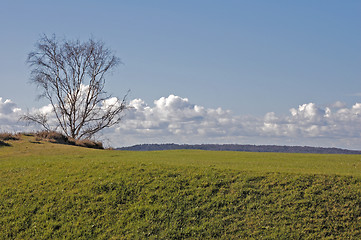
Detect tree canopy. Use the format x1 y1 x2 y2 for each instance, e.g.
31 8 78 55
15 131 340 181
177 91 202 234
22 34 128 139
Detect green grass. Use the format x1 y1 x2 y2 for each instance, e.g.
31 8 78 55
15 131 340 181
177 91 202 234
1 135 361 239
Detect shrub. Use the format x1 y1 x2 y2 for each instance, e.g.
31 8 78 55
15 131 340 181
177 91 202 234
0 140 10 147
0 132 21 141
74 139 104 149
35 131 103 149
23 132 35 136
35 131 68 144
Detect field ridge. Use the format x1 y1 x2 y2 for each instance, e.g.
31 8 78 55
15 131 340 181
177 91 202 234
1 135 361 239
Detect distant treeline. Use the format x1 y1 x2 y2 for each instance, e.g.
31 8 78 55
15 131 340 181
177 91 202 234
117 144 361 154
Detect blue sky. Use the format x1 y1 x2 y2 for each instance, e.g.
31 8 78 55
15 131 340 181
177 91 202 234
1 1 361 148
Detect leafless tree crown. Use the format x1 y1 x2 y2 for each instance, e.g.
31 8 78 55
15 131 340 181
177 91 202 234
22 34 127 139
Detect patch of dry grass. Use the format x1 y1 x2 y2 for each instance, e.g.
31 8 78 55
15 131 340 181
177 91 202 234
0 131 103 149
72 138 103 149
0 132 21 147
35 130 103 149
0 132 21 141
35 130 68 144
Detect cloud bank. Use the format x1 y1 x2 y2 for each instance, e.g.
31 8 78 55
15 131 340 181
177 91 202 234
2 95 361 150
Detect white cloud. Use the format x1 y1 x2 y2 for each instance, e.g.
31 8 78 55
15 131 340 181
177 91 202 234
330 101 347 109
38 104 53 115
0 98 21 116
2 95 361 150
110 97 361 149
260 101 361 147
0 97 25 132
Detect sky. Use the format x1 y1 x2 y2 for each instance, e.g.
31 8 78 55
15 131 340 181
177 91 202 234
1 1 361 149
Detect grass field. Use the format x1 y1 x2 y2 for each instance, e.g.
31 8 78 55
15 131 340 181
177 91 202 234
1 135 361 239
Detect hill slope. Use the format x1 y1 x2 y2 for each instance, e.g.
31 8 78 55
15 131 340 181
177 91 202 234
1 135 361 239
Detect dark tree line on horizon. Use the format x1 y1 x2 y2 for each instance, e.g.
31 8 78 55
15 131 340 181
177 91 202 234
117 143 361 154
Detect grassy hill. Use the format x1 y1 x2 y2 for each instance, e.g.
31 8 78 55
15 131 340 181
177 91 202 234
1 135 361 239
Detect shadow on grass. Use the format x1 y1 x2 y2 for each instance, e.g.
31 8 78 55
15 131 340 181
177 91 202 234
0 140 11 147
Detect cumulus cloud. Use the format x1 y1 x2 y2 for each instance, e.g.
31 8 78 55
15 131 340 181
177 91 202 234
0 97 25 132
330 101 347 109
110 96 361 149
111 94 246 144
260 102 361 148
2 94 361 150
0 98 21 115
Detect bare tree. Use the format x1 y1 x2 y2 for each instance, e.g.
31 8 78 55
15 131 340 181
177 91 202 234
22 34 128 139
